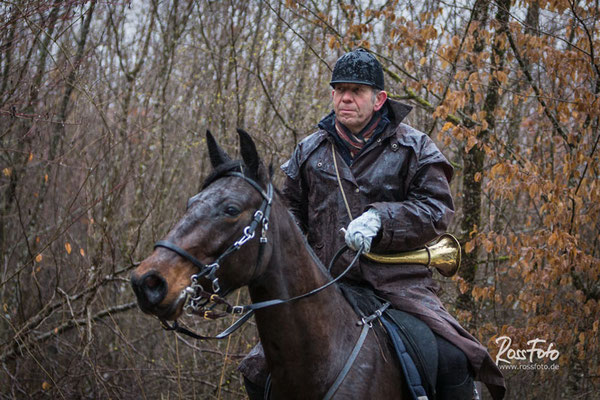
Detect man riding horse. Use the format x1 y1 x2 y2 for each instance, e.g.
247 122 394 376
239 49 505 400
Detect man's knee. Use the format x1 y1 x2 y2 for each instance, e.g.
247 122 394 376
243 376 266 400
435 335 474 400
238 343 269 392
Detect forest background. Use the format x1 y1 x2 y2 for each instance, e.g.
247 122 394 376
1 0 599 399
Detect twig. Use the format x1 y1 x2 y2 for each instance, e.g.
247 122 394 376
1 302 138 362
505 28 572 153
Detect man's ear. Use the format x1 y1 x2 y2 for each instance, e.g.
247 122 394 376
373 90 387 111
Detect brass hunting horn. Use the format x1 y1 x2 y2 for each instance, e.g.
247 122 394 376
363 233 461 277
331 143 461 277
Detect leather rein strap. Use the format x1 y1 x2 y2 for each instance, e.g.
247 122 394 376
154 171 363 341
160 244 363 340
155 170 390 399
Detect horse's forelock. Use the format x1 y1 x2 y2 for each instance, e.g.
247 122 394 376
201 161 244 190
201 159 265 191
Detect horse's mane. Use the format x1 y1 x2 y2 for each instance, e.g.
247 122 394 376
201 159 337 283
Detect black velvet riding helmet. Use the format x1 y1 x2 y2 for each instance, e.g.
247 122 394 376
330 48 385 90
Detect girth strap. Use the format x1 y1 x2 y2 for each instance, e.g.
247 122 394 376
323 302 390 400
323 322 370 400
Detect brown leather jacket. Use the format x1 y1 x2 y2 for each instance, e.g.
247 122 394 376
281 99 505 399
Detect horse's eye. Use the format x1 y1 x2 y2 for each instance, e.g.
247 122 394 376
224 205 241 217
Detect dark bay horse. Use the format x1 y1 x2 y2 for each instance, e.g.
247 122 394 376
130 130 407 399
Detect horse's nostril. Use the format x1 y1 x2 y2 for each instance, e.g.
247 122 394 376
131 271 167 309
145 275 160 289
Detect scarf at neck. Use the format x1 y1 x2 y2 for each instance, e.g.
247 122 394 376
318 104 390 165
335 111 382 158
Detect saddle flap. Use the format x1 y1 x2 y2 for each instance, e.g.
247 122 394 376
339 284 438 400
384 308 438 399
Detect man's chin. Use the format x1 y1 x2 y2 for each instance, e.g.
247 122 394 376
337 117 358 129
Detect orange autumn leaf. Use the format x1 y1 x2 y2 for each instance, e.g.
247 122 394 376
465 239 476 253
484 239 494 253
441 122 454 132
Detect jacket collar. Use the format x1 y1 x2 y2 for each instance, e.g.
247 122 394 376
386 98 413 127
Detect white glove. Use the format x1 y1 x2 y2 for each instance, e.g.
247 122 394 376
344 208 381 253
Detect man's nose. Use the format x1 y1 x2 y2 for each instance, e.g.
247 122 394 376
341 91 353 102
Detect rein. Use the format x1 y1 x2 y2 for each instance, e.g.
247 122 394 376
154 170 389 399
154 170 365 340
159 244 364 340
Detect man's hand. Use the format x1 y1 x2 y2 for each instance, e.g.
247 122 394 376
344 208 381 253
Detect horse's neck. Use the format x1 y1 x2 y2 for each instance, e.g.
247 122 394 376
248 206 357 383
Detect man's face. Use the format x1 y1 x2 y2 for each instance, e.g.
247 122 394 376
332 83 387 134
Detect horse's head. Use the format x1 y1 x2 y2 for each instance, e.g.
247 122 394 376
130 129 274 321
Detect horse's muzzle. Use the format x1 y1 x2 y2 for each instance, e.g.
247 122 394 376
131 271 167 313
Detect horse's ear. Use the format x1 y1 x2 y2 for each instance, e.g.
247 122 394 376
237 128 260 176
206 130 231 168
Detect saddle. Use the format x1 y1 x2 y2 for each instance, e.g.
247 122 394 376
340 285 438 400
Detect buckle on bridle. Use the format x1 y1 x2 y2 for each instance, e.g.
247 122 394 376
234 226 255 248
231 305 245 314
212 278 220 293
207 262 220 272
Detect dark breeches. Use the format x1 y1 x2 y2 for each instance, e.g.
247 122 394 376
436 334 474 400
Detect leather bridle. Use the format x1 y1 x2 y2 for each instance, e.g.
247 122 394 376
152 169 389 399
156 171 273 296
154 171 273 335
153 169 368 340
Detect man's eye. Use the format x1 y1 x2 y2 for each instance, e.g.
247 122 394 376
224 205 241 216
